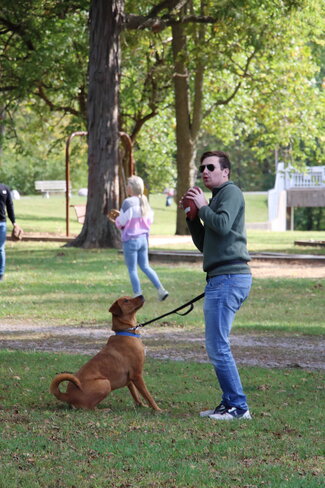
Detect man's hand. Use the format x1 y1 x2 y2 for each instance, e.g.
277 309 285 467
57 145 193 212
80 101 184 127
11 223 23 241
185 187 208 209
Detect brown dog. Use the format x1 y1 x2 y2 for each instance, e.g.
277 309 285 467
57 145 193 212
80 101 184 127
50 295 161 411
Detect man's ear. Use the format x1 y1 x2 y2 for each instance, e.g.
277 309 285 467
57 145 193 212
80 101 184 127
109 301 122 316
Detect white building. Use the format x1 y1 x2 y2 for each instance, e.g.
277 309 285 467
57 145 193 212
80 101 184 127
268 163 325 231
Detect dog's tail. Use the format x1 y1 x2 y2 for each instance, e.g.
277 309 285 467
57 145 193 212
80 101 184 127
50 373 82 402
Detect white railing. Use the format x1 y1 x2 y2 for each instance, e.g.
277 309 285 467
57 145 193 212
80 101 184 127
290 171 325 188
286 169 325 189
272 163 325 192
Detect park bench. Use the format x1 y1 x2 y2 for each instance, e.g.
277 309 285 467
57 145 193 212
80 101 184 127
35 180 71 198
70 204 86 224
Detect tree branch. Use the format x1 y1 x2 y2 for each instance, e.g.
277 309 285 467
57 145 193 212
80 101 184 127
0 17 34 51
130 110 158 141
36 85 81 117
147 0 190 18
203 49 257 118
0 85 19 92
124 14 216 31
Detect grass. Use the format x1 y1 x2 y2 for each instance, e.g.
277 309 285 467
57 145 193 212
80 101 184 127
243 192 268 223
1 243 324 334
0 350 324 488
12 194 88 235
1 193 324 487
11 192 268 233
11 193 325 255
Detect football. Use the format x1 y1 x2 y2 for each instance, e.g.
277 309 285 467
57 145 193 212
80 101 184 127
183 187 200 221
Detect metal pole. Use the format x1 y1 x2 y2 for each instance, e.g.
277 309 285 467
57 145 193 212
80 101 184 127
65 131 87 236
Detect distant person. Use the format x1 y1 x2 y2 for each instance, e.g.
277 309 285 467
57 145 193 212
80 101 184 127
180 151 252 420
0 183 20 281
112 176 169 301
164 188 174 207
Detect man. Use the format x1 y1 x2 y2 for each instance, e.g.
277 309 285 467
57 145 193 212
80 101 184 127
0 183 18 281
183 151 252 420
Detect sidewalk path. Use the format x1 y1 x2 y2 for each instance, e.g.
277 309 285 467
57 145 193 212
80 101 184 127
0 322 324 370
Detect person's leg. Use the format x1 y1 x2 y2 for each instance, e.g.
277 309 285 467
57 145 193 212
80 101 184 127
137 235 163 289
0 222 7 278
137 235 168 299
204 274 252 411
122 239 142 295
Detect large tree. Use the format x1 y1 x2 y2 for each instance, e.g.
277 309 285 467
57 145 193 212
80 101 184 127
73 0 123 248
1 0 324 243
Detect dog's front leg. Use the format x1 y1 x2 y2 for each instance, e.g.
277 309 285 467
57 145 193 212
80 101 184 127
132 375 161 411
127 382 147 407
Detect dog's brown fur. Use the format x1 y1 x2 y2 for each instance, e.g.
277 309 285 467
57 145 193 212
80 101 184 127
50 296 161 411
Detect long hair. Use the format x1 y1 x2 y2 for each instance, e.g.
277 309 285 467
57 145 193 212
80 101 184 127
127 176 150 217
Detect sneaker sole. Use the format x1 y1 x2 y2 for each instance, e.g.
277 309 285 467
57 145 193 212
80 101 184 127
200 410 216 418
159 294 169 301
209 411 252 421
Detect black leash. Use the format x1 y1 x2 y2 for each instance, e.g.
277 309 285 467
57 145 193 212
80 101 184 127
132 292 205 330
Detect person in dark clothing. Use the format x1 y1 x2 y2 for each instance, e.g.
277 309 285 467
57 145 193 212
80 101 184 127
0 183 18 281
181 151 252 420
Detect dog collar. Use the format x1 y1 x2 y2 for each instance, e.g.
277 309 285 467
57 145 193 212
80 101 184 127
115 331 140 338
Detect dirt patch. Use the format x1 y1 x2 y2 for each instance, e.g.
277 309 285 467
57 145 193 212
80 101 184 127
175 260 325 279
0 322 324 371
0 262 324 370
250 260 325 279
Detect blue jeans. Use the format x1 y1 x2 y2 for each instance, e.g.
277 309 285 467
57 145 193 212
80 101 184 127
0 222 7 276
204 274 252 411
122 235 163 295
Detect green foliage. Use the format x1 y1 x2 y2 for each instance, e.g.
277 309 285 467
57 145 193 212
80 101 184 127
134 115 177 192
1 108 60 193
1 0 324 194
0 105 88 194
294 207 325 231
200 0 325 168
196 133 276 191
1 0 89 115
120 25 173 136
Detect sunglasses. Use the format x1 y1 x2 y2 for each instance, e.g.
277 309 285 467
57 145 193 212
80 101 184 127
199 164 216 173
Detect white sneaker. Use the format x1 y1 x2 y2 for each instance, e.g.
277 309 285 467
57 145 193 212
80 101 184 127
157 288 169 301
200 402 228 417
209 407 252 420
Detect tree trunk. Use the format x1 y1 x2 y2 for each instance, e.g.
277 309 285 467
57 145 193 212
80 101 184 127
172 21 204 235
71 0 123 248
172 23 194 235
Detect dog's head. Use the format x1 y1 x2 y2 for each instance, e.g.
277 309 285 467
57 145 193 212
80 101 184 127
109 295 145 331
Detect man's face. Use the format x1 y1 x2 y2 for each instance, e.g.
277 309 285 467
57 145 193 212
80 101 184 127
200 156 229 190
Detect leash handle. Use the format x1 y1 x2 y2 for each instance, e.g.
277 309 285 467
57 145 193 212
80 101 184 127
176 303 194 316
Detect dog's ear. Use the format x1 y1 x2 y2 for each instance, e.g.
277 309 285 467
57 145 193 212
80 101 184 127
108 301 122 316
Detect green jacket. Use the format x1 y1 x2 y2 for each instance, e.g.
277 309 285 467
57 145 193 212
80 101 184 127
187 181 251 277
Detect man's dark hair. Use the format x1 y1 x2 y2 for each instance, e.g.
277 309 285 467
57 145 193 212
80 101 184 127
200 151 231 177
